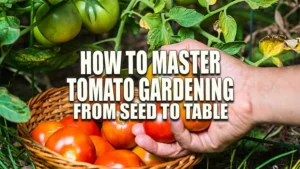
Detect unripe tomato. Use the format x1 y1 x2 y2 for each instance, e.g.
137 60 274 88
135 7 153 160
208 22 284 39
101 104 138 149
75 0 120 34
60 115 101 136
33 17 56 47
90 136 115 157
31 121 64 146
143 103 175 143
36 0 82 43
176 0 197 5
94 150 145 168
132 146 165 166
45 127 96 163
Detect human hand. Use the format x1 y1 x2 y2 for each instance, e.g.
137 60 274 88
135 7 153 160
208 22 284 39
132 39 257 158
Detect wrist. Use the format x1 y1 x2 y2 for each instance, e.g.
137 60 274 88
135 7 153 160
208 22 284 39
247 67 278 125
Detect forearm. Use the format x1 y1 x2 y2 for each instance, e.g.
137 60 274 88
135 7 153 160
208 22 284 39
250 65 300 125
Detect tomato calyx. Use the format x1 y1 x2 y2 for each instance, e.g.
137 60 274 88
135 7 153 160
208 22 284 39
82 0 109 23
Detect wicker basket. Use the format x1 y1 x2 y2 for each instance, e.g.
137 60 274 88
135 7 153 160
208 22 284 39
17 86 204 169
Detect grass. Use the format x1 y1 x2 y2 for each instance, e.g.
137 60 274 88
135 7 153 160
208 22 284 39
0 118 35 169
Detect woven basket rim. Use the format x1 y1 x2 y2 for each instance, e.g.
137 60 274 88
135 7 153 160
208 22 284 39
17 86 204 169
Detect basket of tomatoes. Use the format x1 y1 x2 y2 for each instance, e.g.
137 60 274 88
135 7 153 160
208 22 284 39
17 85 205 169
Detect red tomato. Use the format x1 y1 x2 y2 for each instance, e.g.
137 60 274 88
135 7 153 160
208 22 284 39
101 104 138 149
132 146 165 166
90 136 115 157
31 121 64 146
60 115 100 136
143 103 175 143
45 127 96 163
179 101 212 132
94 150 145 168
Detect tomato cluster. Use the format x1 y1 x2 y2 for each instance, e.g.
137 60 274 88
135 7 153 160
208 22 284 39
30 64 211 167
31 113 166 167
34 0 120 46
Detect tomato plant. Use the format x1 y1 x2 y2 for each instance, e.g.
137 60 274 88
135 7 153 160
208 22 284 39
90 135 115 157
35 0 82 43
143 103 175 143
45 126 97 163
75 0 120 34
132 146 165 166
31 121 64 146
94 150 145 168
60 115 101 136
101 104 138 149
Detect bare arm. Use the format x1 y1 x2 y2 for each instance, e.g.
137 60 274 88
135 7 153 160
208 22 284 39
251 66 300 125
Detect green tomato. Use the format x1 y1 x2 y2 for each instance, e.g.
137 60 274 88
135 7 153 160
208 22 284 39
33 17 56 46
175 0 197 6
36 1 82 43
75 0 120 34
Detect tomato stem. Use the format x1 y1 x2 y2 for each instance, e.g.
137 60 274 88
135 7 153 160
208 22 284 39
114 0 138 51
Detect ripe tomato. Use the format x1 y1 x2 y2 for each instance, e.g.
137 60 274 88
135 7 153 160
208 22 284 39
175 0 197 6
94 150 145 168
36 0 82 43
31 121 64 146
60 115 100 136
179 101 212 132
132 146 165 166
75 0 120 34
101 104 138 149
143 103 175 143
45 127 96 163
90 136 115 157
173 63 212 132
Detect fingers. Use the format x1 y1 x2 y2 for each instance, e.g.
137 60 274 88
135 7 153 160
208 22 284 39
170 119 226 153
132 122 191 158
135 134 191 158
132 123 145 135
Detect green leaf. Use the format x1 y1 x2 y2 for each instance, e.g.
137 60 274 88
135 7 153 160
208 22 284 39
178 28 195 41
5 45 79 72
142 13 162 29
148 22 173 47
246 0 278 9
213 41 245 55
219 11 237 43
153 0 165 13
0 88 30 123
169 6 204 27
0 16 20 46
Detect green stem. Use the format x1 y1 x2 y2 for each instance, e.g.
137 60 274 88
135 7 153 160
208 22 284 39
207 39 212 47
138 0 155 9
200 0 245 24
122 10 144 18
196 27 222 43
93 38 116 45
114 0 138 51
254 56 270 67
256 150 297 169
30 0 34 47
